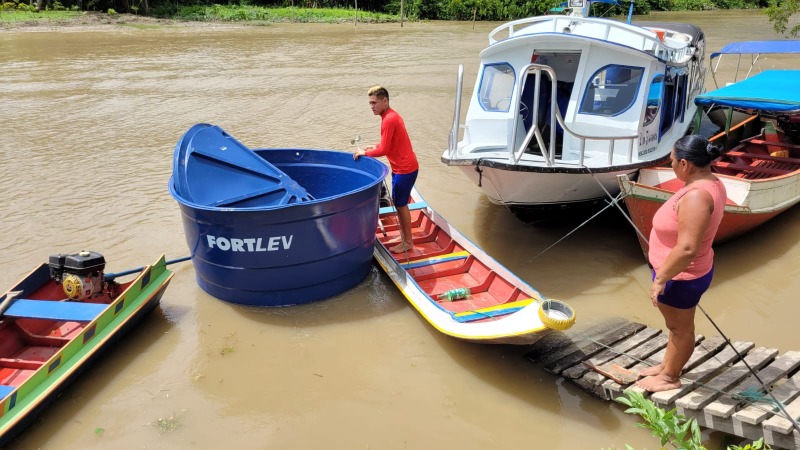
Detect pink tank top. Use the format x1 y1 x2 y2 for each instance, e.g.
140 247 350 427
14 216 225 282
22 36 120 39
648 179 727 280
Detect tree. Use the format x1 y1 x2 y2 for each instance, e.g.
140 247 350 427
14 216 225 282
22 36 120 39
766 0 800 37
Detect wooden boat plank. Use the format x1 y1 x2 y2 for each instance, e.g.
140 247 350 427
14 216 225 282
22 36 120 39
704 351 800 419
675 347 778 411
543 322 646 374
401 252 470 270
650 338 747 406
733 370 800 426
745 139 800 151
561 328 661 379
5 299 107 322
525 317 631 365
712 161 792 176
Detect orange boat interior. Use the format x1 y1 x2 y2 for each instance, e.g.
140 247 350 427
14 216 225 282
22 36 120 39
377 204 531 316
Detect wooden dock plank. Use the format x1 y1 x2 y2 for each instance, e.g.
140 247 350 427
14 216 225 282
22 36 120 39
733 370 800 427
525 317 631 365
585 333 673 400
704 351 800 419
731 372 800 446
650 339 750 406
763 390 800 434
543 322 646 375
561 328 661 380
675 347 778 411
609 335 709 399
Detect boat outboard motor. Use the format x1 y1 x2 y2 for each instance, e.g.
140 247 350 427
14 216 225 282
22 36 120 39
48 251 106 300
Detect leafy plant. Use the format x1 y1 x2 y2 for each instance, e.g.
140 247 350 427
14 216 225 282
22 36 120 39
606 390 772 450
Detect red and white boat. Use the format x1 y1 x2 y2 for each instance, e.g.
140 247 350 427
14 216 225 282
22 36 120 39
372 188 575 345
618 70 800 256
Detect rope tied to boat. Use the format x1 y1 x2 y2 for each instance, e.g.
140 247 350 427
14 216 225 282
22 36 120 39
475 159 483 187
583 165 800 435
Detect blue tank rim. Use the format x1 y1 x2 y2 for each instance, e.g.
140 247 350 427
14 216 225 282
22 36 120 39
169 147 388 212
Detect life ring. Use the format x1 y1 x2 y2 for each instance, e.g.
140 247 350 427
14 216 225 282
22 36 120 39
539 299 576 331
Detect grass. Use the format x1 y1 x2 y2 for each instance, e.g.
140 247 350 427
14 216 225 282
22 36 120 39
0 10 85 22
0 6 402 26
174 5 399 23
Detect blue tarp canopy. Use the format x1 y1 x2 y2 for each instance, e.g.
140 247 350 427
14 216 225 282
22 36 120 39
710 40 800 59
695 70 800 113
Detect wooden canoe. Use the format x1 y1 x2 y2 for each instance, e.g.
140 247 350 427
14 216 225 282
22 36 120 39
0 254 174 445
618 115 800 257
372 188 575 345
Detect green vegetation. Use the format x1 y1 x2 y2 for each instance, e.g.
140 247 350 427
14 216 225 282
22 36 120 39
605 390 772 450
153 415 182 433
0 0 778 23
766 0 800 37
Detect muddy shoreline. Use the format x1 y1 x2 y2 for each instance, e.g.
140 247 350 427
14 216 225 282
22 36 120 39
0 11 253 31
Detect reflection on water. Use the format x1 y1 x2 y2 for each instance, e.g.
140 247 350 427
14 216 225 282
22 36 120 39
2 11 799 449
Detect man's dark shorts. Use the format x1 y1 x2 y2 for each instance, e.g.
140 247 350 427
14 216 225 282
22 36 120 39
392 170 418 207
652 267 714 309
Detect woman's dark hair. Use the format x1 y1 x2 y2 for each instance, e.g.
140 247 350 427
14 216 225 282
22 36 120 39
673 134 722 168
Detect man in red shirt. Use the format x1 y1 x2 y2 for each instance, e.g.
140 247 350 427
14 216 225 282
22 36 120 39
353 86 419 254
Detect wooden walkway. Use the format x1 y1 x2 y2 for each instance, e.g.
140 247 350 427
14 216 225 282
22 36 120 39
525 318 800 449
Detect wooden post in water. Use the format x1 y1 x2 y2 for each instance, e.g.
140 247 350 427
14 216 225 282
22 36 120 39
400 0 404 27
354 0 358 26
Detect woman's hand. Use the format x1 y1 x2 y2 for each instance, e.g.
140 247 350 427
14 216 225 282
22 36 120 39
353 149 366 160
650 279 666 307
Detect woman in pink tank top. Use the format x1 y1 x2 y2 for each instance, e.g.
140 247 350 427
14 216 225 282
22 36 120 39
636 135 727 393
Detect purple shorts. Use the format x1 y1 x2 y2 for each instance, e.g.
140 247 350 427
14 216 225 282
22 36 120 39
652 267 714 309
391 170 418 207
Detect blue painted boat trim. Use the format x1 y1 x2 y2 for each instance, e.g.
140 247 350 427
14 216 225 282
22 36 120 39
5 300 107 322
0 385 15 401
453 306 526 323
401 253 469 270
379 201 427 215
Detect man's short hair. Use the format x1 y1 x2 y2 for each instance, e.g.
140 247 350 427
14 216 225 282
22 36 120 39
368 86 389 100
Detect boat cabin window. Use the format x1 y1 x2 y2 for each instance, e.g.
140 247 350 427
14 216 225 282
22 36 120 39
644 74 664 126
478 63 516 112
579 65 644 117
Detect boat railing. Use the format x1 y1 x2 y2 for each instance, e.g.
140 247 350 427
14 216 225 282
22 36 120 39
488 16 689 63
511 64 638 167
447 64 464 159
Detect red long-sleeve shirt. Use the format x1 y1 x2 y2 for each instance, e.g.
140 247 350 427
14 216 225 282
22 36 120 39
365 107 418 174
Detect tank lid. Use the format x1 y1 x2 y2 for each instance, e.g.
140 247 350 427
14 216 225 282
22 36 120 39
172 124 313 208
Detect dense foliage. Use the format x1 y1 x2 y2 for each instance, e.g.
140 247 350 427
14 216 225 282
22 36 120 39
0 0 772 20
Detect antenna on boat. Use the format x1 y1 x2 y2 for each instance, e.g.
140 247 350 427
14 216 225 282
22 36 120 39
627 0 633 24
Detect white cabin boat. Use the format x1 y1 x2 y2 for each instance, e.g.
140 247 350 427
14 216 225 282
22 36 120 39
441 0 706 216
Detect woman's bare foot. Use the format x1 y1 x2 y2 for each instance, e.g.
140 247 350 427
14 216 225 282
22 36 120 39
390 242 414 254
635 374 681 392
638 364 663 378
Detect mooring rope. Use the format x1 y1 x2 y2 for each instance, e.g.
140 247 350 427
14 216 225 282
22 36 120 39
583 166 800 434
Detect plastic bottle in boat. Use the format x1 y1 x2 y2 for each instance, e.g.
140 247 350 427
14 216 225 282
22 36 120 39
437 287 471 302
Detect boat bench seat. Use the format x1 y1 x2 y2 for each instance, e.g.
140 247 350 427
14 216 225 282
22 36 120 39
0 358 42 370
747 139 800 150
0 384 16 400
379 201 427 215
725 151 800 165
400 251 469 270
711 161 796 179
5 300 107 322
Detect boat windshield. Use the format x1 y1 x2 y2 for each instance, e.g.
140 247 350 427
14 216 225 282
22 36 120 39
644 74 664 126
579 65 644 117
478 63 516 112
